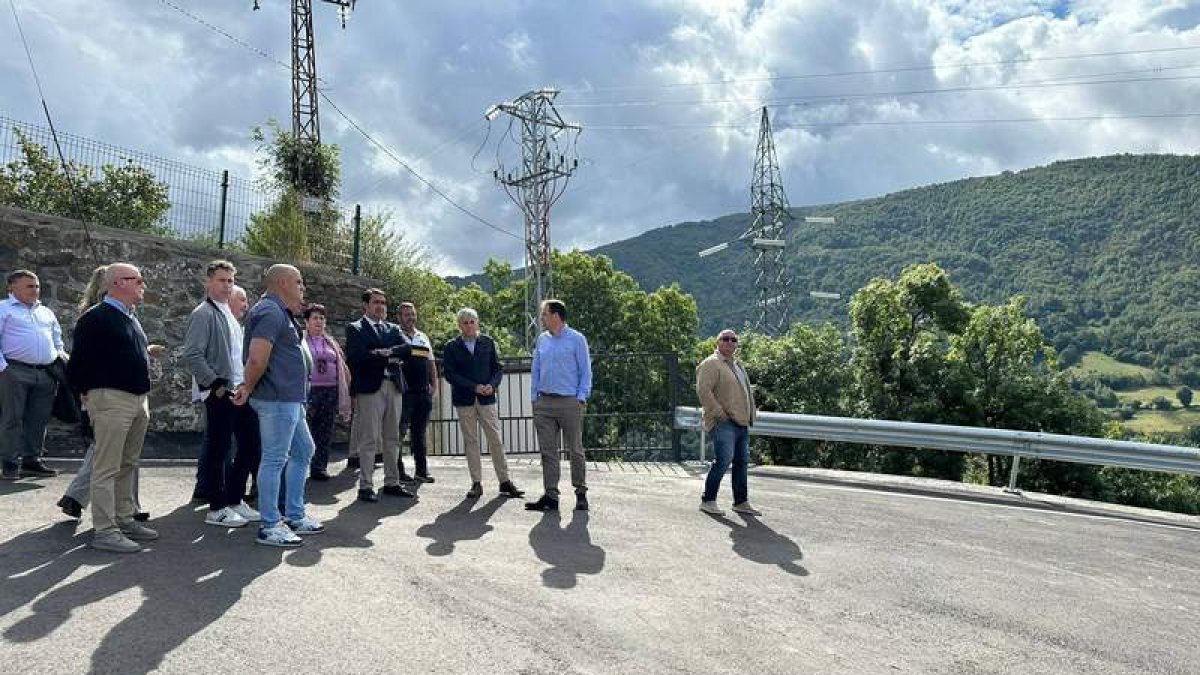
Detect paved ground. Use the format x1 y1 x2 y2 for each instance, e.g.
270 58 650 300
0 457 1197 675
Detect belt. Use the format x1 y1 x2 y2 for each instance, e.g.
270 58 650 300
8 360 51 370
538 392 570 398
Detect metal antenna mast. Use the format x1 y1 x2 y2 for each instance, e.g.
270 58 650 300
748 106 793 335
485 88 581 347
254 0 354 198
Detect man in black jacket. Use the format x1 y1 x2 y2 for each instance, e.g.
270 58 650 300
442 308 524 499
345 288 414 502
66 263 159 553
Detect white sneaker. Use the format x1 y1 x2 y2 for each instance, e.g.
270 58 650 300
205 506 249 528
285 515 325 535
731 501 762 516
256 523 303 547
230 501 261 523
699 500 725 516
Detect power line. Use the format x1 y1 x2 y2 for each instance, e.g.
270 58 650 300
342 116 486 204
564 44 1200 94
560 68 1200 109
582 111 1200 132
319 92 521 240
156 0 518 241
8 0 101 263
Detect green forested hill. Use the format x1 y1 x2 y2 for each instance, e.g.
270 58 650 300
588 154 1200 380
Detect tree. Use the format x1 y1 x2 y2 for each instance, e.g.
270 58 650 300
1152 395 1173 411
1177 386 1193 408
0 129 170 235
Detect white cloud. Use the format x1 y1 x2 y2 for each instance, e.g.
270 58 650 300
2 0 1199 276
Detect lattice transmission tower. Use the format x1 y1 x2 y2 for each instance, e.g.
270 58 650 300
485 88 581 347
748 106 793 335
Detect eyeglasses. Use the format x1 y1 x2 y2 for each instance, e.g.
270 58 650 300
119 276 146 285
719 336 738 343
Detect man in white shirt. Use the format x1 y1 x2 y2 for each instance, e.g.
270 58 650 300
181 261 261 528
0 269 66 480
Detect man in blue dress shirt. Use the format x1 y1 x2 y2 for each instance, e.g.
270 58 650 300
0 269 67 480
525 299 593 512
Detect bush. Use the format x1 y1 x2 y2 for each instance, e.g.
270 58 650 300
1151 396 1173 411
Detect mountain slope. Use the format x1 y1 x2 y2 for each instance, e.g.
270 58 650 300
589 154 1200 375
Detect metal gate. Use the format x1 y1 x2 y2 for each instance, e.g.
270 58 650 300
427 352 693 461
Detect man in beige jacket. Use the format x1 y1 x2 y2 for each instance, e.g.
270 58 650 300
696 328 759 516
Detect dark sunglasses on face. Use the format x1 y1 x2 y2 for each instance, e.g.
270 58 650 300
720 336 738 343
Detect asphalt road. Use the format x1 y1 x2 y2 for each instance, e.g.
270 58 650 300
0 457 1197 674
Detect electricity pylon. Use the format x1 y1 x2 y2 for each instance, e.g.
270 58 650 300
697 107 837 334
486 88 581 347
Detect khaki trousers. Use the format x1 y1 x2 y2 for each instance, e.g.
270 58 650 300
350 381 402 490
456 402 510 484
87 388 149 535
533 395 586 498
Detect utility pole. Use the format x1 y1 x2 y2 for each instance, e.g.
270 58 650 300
748 106 792 335
254 0 354 202
485 88 581 348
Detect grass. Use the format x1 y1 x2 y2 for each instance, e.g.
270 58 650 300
1123 408 1200 434
1115 386 1186 406
1069 351 1156 380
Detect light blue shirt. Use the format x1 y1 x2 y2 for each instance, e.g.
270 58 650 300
530 324 592 402
0 294 64 371
103 296 131 315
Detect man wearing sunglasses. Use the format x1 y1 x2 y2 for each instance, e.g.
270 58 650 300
695 329 760 516
67 263 158 552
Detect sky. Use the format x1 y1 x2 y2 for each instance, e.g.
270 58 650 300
3 0 1200 275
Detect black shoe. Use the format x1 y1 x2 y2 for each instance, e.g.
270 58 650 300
382 484 415 498
524 495 558 512
466 482 483 498
358 488 379 502
20 460 58 478
0 462 18 481
347 456 360 469
498 481 525 498
414 474 435 484
133 511 150 522
575 493 589 511
396 473 416 483
309 469 331 481
57 495 82 519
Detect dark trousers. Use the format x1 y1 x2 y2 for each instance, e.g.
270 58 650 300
201 393 261 511
307 385 338 472
0 363 56 466
398 392 432 477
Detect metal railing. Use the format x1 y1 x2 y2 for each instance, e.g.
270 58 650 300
674 407 1200 489
1 114 360 271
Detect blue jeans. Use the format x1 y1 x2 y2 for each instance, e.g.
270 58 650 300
249 399 314 527
702 421 749 504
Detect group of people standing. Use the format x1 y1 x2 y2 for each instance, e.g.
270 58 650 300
1 257 668 554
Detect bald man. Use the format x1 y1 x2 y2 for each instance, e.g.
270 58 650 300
67 263 159 552
232 264 322 547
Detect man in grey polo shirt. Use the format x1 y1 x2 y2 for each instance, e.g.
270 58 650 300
231 264 322 547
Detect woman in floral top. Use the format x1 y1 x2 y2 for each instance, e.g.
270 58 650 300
302 304 351 480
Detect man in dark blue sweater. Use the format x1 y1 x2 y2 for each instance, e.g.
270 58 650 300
67 263 159 553
441 307 523 499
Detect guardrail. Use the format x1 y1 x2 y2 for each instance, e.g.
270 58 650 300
673 407 1200 490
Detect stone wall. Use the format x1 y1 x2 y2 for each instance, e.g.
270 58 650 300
1 206 381 432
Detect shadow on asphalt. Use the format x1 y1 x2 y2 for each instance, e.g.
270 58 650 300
706 512 809 576
0 486 414 675
528 511 606 589
415 496 506 556
754 470 1200 531
0 481 44 497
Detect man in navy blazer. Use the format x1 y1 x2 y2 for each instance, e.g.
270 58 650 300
344 288 414 501
441 307 524 499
